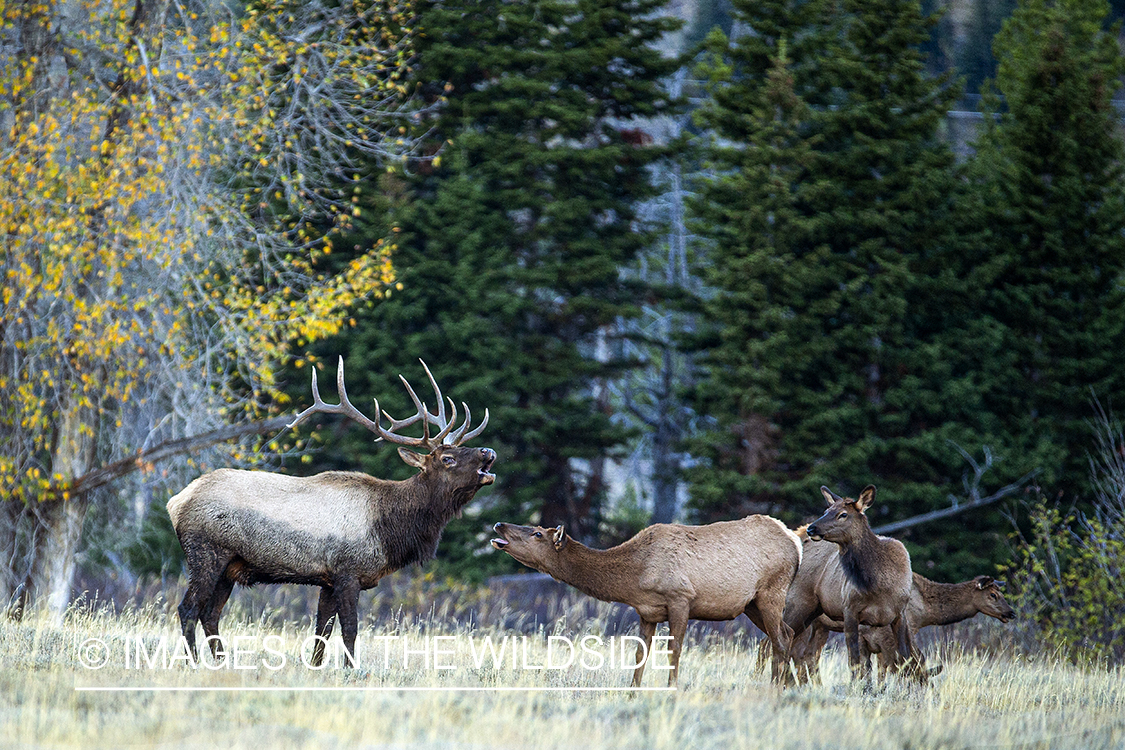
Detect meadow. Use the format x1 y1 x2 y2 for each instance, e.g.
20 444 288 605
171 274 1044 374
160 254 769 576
1 578 1123 750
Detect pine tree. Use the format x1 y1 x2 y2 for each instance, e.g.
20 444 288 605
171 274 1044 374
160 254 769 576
963 0 1125 497
687 0 998 577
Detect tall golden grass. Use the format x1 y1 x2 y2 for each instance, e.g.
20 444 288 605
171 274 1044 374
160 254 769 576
1 585 1122 749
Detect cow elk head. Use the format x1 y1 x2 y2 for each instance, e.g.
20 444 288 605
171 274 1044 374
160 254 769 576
490 523 566 572
806 485 876 544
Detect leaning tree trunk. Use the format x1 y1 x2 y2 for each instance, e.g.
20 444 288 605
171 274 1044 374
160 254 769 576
29 398 96 623
0 500 21 616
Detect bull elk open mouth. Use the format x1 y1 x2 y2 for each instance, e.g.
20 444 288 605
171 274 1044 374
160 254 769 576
479 450 497 485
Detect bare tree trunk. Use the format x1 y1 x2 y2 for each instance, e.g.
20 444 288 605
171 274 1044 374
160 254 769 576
22 0 160 622
29 398 96 623
34 496 90 619
651 417 681 524
0 500 20 614
648 156 688 524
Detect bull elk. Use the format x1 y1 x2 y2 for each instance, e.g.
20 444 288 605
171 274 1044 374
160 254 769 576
167 358 496 665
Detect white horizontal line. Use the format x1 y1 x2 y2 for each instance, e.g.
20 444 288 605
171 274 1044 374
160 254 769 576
75 686 677 693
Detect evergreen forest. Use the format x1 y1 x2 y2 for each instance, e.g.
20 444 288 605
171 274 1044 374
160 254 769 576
4 0 1125 659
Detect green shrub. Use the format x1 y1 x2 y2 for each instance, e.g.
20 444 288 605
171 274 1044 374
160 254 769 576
1003 405 1125 665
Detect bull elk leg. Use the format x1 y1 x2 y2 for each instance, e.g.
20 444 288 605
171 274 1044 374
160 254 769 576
201 576 235 658
667 600 690 687
334 575 361 667
177 539 233 661
311 587 339 667
632 619 657 687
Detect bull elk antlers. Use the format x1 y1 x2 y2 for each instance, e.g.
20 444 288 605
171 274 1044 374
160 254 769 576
288 357 489 450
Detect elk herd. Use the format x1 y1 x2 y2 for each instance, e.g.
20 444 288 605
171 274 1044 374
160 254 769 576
168 359 1014 687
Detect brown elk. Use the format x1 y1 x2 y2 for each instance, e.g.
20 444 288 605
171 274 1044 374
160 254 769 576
490 517 802 685
783 485 916 686
167 358 495 665
790 568 1014 681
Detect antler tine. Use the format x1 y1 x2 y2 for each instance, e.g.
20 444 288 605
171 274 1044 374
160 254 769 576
419 359 447 430
397 372 443 427
431 397 458 445
286 367 327 430
371 396 384 442
456 407 489 445
287 357 381 434
381 401 424 431
332 357 381 433
446 401 471 445
370 395 428 447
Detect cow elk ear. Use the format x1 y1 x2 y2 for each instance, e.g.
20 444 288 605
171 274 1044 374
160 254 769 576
398 447 428 469
821 486 842 507
552 525 567 550
855 485 877 512
976 576 995 590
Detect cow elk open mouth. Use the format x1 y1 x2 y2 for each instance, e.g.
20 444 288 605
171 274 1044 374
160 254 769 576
490 522 509 549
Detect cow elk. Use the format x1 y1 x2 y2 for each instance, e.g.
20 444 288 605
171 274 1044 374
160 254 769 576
490 517 802 686
167 358 496 665
791 569 1014 681
783 485 917 686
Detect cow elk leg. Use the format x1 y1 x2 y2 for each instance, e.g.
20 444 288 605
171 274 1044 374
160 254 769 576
667 600 689 687
633 619 657 687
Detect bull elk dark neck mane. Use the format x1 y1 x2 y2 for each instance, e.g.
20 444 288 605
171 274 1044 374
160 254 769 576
370 471 471 570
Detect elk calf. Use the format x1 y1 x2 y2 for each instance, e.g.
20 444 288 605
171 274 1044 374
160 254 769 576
168 359 495 665
491 517 802 686
783 485 915 686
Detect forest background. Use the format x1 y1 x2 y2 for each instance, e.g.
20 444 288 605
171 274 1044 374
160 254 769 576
3 0 1124 663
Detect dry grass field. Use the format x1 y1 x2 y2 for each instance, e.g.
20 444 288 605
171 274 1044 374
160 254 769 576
1 581 1122 749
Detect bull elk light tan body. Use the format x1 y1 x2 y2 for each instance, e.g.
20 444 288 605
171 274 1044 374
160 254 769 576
491 516 802 685
168 359 495 665
783 485 916 685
